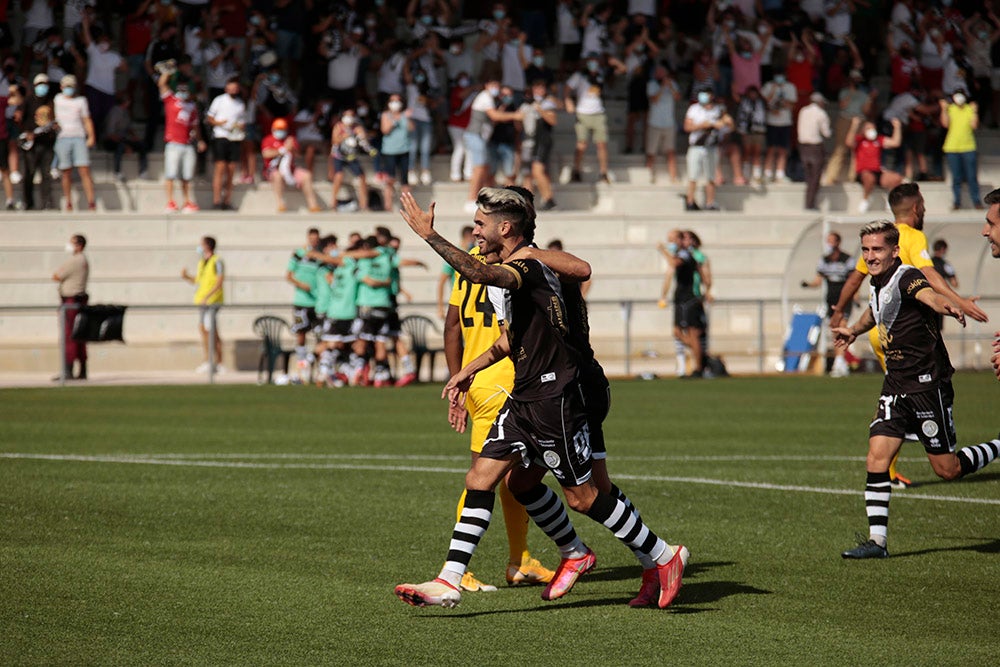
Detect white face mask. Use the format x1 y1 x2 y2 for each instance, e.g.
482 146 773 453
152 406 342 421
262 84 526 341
953 93 966 106
864 128 878 141
487 86 500 97
196 246 205 254
65 243 75 253
388 100 403 112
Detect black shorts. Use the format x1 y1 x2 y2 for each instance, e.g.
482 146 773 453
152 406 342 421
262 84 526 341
869 382 956 454
531 136 552 166
212 138 241 163
856 169 882 184
291 306 320 334
481 384 593 487
358 306 392 341
0 143 8 170
377 309 401 339
578 361 610 458
674 298 706 330
561 43 582 63
765 124 791 149
320 317 359 342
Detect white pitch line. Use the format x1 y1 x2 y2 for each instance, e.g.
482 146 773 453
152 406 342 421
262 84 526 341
94 452 877 463
4 452 999 506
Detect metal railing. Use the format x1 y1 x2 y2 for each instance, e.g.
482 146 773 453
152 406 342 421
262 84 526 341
1 296 997 385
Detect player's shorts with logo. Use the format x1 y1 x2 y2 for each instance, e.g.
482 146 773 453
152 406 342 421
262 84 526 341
292 306 320 334
481 383 593 487
358 306 392 341
869 381 956 454
674 297 706 329
577 361 610 458
320 317 360 343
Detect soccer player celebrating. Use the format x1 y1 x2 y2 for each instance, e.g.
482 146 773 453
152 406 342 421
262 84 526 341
394 188 687 609
984 189 1000 381
833 220 1000 559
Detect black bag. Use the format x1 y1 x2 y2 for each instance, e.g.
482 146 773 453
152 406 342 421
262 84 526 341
71 305 127 342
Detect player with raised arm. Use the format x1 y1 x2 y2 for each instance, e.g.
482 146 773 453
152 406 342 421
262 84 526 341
393 187 687 609
833 220 1000 559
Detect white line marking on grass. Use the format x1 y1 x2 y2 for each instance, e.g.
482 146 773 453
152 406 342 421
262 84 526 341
107 452 878 463
4 452 999 506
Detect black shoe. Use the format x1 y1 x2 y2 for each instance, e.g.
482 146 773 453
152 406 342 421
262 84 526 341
570 170 582 183
541 199 557 211
841 538 888 559
213 202 224 210
685 201 700 211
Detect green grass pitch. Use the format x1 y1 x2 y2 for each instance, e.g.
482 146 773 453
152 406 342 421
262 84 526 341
2 374 999 666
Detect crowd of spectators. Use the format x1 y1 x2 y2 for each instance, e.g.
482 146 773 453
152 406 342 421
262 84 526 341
0 0 998 214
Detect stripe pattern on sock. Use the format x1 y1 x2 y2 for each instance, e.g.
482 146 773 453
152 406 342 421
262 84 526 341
442 489 494 578
958 439 1000 476
587 492 667 563
865 471 891 543
514 484 580 550
611 485 654 568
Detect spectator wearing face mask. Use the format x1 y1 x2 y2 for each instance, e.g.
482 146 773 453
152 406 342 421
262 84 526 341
379 93 414 211
565 52 623 184
403 61 435 186
474 2 510 82
262 117 321 213
462 78 522 213
200 21 241 102
330 108 376 212
80 13 125 144
53 75 97 212
17 73 56 211
443 38 475 84
159 71 205 213
519 79 559 211
206 76 246 210
760 69 796 183
448 73 475 182
939 89 981 211
847 117 904 213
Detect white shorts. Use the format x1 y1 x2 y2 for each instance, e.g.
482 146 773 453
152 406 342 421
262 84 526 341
686 145 718 184
198 304 221 329
165 142 196 181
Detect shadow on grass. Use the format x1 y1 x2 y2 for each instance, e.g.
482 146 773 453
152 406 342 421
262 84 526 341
430 561 769 617
904 471 1000 489
891 537 1000 559
586 560 735 584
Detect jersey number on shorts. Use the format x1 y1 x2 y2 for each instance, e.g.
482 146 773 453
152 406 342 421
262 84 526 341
458 278 494 328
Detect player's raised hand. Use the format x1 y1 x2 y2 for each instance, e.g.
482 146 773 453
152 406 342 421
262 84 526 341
399 192 437 239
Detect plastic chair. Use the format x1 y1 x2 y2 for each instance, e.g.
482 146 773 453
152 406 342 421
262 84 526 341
399 315 444 382
253 315 294 384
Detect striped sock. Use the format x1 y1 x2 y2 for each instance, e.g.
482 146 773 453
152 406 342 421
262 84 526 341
957 438 1000 476
438 489 494 588
514 485 587 559
865 471 892 547
611 484 655 569
586 492 669 564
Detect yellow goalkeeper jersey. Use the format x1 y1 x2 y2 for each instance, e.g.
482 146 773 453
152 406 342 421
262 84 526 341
448 247 515 392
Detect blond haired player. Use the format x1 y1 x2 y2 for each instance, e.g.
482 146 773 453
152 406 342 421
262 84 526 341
444 245 554 591
831 183 988 486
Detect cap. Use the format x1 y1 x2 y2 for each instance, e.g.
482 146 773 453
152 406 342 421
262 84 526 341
259 50 277 68
810 92 826 104
33 73 49 85
60 74 77 88
271 117 289 132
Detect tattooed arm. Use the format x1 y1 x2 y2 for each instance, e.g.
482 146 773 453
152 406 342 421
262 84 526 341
398 192 520 289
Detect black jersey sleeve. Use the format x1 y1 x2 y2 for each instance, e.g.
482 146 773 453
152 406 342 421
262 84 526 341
901 267 931 300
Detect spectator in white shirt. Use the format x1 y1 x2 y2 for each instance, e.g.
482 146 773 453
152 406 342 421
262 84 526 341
683 88 733 211
206 76 246 210
53 75 96 212
760 70 797 182
797 92 832 210
80 12 125 143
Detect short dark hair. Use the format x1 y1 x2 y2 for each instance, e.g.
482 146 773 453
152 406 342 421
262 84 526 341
932 239 948 252
321 234 338 248
375 226 392 243
984 188 1000 207
203 236 217 252
308 227 320 236
72 234 86 249
859 220 898 246
888 182 921 215
829 231 841 244
547 239 563 251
